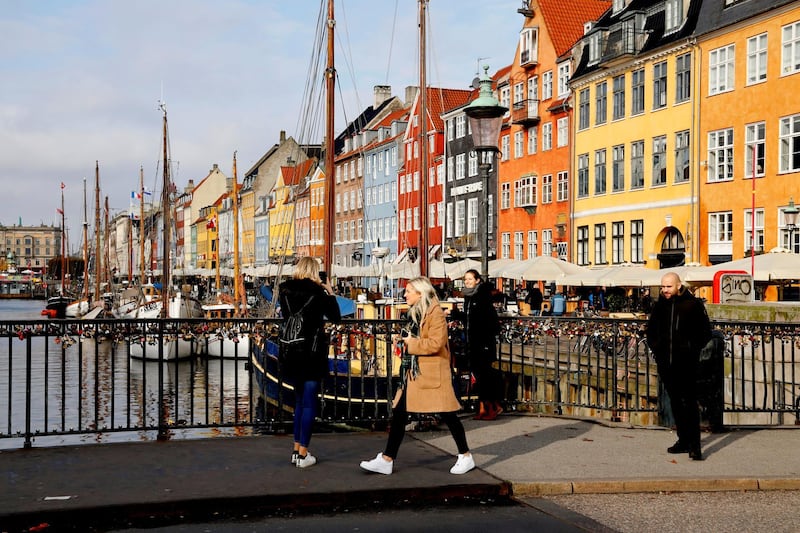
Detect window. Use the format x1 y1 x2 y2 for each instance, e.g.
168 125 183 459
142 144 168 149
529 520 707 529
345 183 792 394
675 130 690 183
557 62 571 97
501 135 510 161
514 175 537 207
743 208 765 253
542 174 553 204
514 231 524 259
542 70 553 100
429 203 436 228
665 0 684 34
500 85 511 111
446 158 453 183
468 151 477 177
501 232 511 259
446 118 454 141
501 182 510 209
652 135 667 186
612 75 625 120
631 140 644 189
557 117 568 147
612 145 625 191
782 21 800 75
527 126 538 154
594 149 607 195
630 220 644 263
542 122 552 151
709 211 733 248
708 128 734 182
745 122 765 178
631 68 645 115
779 113 800 172
578 154 590 198
675 53 691 103
455 153 465 180
413 207 420 230
577 226 590 266
528 230 538 258
446 203 453 238
709 44 735 95
455 115 466 138
467 198 478 234
588 32 602 64
595 81 607 125
612 222 625 263
579 88 590 130
520 27 538 65
514 131 524 158
557 171 569 202
455 201 465 236
747 33 768 84
653 61 667 109
594 224 607 265
528 75 538 100
513 82 525 105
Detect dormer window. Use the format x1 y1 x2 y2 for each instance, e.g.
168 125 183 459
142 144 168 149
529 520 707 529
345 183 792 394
588 32 602 64
665 0 684 34
612 0 626 14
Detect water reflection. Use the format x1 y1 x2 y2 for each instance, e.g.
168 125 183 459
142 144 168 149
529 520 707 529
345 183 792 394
0 301 253 448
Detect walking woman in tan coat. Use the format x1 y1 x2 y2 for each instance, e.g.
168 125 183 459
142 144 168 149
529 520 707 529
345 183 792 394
360 276 475 475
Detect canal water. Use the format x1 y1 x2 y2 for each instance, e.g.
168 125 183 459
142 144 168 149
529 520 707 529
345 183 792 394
0 300 254 449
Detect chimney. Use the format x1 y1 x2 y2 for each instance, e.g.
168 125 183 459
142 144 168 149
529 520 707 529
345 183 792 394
374 85 391 108
280 130 286 143
405 86 419 107
211 164 219 173
184 179 195 194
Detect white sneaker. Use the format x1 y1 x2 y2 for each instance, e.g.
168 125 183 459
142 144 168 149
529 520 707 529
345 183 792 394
450 453 475 475
296 453 317 468
360 452 393 475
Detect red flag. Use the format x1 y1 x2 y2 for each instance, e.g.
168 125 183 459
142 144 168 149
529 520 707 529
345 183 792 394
60 182 65 189
56 208 64 215
206 217 216 230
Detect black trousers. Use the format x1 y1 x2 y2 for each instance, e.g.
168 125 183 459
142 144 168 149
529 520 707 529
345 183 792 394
470 348 503 403
384 388 469 460
661 363 701 448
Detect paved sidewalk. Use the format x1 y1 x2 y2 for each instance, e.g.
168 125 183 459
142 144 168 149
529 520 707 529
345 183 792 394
2 414 799 531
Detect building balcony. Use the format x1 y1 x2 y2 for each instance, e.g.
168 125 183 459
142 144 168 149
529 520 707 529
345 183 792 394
519 49 538 68
511 99 540 126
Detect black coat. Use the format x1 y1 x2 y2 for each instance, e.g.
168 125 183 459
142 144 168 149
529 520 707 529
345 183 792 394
646 288 712 372
278 278 341 381
451 282 499 363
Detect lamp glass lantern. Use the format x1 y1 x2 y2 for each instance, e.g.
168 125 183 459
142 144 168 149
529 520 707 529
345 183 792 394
464 65 507 279
785 197 800 252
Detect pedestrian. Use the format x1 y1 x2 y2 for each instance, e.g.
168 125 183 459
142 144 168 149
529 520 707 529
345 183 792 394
278 257 341 469
646 272 712 461
360 276 475 475
525 285 543 316
448 269 503 420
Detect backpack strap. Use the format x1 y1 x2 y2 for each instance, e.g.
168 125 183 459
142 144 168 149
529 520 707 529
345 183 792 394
285 294 314 317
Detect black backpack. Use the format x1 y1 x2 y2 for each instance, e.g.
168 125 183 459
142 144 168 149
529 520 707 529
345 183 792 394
278 296 316 371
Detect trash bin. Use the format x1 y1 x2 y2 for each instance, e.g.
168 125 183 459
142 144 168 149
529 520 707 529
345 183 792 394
551 294 566 316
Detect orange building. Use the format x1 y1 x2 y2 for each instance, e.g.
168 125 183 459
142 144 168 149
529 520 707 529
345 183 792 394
497 0 610 263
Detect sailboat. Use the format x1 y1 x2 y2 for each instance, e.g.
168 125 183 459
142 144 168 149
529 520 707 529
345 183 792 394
202 151 251 359
65 172 94 318
128 103 204 361
43 182 73 318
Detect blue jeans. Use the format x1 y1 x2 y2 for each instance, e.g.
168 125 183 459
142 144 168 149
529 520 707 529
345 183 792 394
293 380 320 448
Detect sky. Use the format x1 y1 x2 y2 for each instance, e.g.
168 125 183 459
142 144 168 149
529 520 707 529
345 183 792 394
1 0 522 251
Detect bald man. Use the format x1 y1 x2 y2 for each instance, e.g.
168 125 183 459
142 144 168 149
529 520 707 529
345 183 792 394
646 272 712 460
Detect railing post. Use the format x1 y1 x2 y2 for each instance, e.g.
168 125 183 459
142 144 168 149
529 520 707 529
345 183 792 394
157 320 169 441
24 332 32 449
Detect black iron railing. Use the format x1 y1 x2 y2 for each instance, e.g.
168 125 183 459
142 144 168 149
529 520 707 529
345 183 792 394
1 316 799 448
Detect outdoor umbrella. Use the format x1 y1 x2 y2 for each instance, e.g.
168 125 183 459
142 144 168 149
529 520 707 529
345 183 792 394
703 249 800 282
428 258 481 280
495 256 590 281
560 263 661 287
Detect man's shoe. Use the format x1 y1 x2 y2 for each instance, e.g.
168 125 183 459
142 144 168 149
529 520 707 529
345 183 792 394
450 453 475 475
689 448 703 461
667 441 691 454
296 453 317 468
360 452 393 475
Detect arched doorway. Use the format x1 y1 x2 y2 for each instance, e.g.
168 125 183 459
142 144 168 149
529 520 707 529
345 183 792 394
657 227 685 268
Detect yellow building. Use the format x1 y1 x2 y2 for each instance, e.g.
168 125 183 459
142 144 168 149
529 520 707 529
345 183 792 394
571 0 703 269
695 0 800 264
267 159 316 263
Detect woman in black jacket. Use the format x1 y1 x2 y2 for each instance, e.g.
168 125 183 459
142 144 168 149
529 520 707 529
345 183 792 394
450 269 503 420
278 257 341 468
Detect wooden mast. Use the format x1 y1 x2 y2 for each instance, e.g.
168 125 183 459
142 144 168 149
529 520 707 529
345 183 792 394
82 177 89 304
232 151 243 316
139 166 146 284
323 0 335 277
418 0 429 277
159 103 171 318
94 161 102 301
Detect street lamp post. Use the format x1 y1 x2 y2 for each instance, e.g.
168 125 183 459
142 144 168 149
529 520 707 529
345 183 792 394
785 197 799 252
465 66 507 280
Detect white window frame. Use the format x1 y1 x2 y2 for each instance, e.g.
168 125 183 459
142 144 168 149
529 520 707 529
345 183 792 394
782 21 800 76
708 128 734 182
557 117 568 147
709 44 735 95
747 33 768 85
779 113 800 173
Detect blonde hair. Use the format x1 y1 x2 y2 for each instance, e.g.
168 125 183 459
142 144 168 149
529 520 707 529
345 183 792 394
293 256 322 283
405 276 439 326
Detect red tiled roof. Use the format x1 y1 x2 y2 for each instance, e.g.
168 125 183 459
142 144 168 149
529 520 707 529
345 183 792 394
420 88 473 130
539 0 610 57
280 158 316 186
